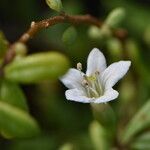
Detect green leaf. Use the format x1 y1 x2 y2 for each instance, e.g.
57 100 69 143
0 31 8 58
88 26 103 40
0 79 28 111
11 136 57 150
62 26 77 45
59 143 73 150
45 0 63 12
121 99 150 144
91 103 116 131
125 39 150 86
0 101 40 138
106 37 123 60
89 121 110 150
4 52 70 83
131 132 150 150
105 7 126 29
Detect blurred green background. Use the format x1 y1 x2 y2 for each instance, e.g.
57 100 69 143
0 0 150 149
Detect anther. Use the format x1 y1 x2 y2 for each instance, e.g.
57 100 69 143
77 62 82 71
82 79 89 87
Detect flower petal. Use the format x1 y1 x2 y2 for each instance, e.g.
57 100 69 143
60 68 84 89
101 61 131 89
65 89 92 103
86 48 107 76
94 88 119 103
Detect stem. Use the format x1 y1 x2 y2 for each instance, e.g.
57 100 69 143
19 14 102 43
0 13 127 73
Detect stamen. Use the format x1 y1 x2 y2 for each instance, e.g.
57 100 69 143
81 70 103 98
95 71 103 96
82 79 89 87
82 80 91 98
77 62 82 71
89 87 99 98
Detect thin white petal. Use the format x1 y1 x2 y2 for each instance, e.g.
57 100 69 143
86 48 107 76
94 88 119 103
101 61 131 89
60 68 84 89
65 89 92 103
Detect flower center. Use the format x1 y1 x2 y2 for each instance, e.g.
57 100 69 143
77 63 103 98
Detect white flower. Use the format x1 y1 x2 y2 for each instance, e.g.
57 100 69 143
60 48 131 103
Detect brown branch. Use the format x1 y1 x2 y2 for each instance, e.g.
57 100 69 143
18 14 102 43
1 14 102 70
0 13 127 75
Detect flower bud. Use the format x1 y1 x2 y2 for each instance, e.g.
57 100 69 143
89 121 109 150
105 7 126 29
14 42 27 56
88 26 102 39
106 37 123 60
46 0 63 12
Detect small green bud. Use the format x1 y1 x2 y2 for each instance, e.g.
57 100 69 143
89 121 109 150
59 143 73 150
62 26 77 45
4 52 70 83
14 42 27 56
105 7 126 29
106 38 123 60
46 0 63 12
120 75 136 103
125 39 140 62
88 25 111 40
88 26 102 39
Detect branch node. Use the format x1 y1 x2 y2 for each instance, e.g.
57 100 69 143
31 21 36 28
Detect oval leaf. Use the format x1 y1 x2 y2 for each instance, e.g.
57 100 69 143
4 52 70 83
121 99 150 144
0 79 28 111
105 7 126 29
89 121 110 150
0 101 40 138
91 103 116 131
131 132 150 150
46 0 63 12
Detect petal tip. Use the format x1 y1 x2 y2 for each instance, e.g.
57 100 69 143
122 60 131 69
91 48 101 54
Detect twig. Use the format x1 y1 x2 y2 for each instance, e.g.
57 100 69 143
1 14 102 70
18 14 102 43
0 13 127 74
